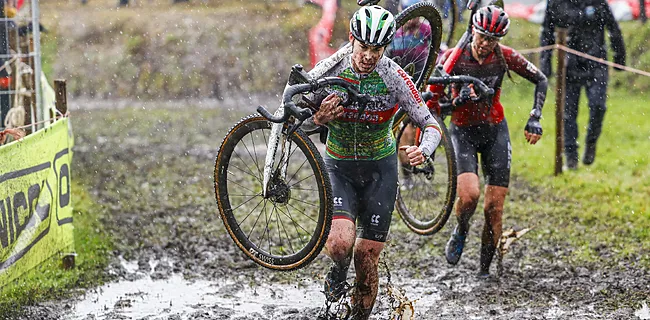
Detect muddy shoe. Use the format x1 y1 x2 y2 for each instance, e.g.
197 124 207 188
583 143 596 165
324 280 348 302
349 305 373 320
445 226 468 265
323 264 349 302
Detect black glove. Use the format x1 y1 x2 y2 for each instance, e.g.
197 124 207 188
524 116 543 136
452 85 472 107
614 54 626 72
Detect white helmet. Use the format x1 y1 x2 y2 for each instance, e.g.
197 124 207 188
350 5 396 47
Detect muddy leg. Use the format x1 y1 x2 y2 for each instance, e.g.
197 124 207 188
455 173 481 233
350 238 384 320
445 173 480 265
480 185 507 276
324 219 356 301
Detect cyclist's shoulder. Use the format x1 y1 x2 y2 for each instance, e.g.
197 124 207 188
497 44 526 61
378 57 415 84
377 56 403 75
497 43 516 54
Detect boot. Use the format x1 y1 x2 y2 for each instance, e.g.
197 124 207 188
583 143 597 165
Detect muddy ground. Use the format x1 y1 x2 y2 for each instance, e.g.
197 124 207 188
19 99 649 320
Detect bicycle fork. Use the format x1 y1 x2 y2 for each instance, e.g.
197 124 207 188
262 106 291 198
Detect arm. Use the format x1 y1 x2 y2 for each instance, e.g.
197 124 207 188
395 67 442 159
602 2 626 69
300 44 353 130
505 47 548 144
539 0 556 77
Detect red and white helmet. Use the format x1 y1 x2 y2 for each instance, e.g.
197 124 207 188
472 5 510 38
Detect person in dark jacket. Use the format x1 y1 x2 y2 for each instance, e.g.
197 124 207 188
540 0 626 169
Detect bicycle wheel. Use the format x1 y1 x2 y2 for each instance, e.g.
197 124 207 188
432 0 457 48
393 109 456 235
214 115 333 271
387 1 443 91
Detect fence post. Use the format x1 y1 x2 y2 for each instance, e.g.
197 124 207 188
554 29 568 176
54 79 67 116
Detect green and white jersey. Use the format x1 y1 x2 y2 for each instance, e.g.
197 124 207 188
307 44 441 161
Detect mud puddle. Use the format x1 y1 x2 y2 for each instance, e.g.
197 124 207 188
66 259 443 320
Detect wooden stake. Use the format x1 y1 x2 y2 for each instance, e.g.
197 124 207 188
54 79 67 116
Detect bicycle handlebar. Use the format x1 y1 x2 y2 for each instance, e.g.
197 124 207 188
426 75 494 97
257 77 371 124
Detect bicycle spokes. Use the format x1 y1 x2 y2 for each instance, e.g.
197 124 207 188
216 117 331 269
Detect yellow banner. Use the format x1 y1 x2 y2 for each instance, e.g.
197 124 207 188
0 118 75 287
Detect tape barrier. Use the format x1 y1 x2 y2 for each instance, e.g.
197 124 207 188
517 44 650 78
0 118 75 287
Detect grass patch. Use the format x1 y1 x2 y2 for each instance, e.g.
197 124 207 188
0 180 112 316
500 73 650 268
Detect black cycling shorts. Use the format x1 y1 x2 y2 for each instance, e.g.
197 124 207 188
449 119 511 188
324 153 398 242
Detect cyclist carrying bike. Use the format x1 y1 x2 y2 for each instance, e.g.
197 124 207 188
305 5 442 319
438 6 548 277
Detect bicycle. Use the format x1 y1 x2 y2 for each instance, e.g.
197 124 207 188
215 66 382 271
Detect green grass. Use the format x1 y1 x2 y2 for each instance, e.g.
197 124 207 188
500 75 650 267
0 181 112 316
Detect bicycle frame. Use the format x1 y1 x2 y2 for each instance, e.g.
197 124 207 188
258 76 367 199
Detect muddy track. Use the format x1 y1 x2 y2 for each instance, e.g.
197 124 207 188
20 101 649 320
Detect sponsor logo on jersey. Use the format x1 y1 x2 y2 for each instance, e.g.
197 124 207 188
397 69 423 104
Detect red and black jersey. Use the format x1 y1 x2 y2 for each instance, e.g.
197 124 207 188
440 42 546 127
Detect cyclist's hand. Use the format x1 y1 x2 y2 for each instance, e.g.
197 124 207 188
524 116 543 145
399 145 426 166
314 93 343 126
452 84 474 107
